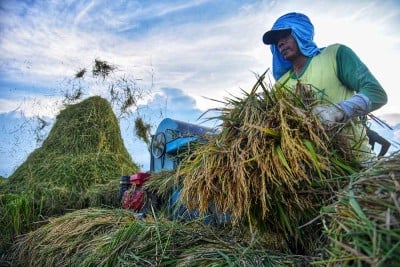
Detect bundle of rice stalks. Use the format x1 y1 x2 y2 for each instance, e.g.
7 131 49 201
177 73 356 248
319 153 400 266
144 170 177 201
0 96 137 254
10 208 311 267
140 170 178 216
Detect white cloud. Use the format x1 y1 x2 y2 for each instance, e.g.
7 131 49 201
141 0 212 18
2 0 398 116
73 1 97 26
0 96 63 118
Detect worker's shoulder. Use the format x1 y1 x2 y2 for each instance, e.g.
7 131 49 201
317 43 357 61
322 43 359 56
312 44 342 63
320 43 343 54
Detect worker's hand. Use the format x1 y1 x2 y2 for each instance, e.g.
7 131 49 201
312 105 344 127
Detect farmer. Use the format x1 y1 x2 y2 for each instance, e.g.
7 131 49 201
262 12 387 162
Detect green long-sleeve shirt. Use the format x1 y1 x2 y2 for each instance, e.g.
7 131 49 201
277 43 387 161
279 44 387 111
336 44 387 111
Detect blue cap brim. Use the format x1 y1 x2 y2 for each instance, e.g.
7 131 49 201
262 28 291 45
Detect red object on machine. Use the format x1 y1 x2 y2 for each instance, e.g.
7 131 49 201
121 172 151 211
130 172 150 186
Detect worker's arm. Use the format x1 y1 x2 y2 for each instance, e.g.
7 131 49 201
312 45 388 126
336 45 388 112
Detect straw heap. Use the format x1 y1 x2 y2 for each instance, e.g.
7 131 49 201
0 96 138 259
6 96 137 212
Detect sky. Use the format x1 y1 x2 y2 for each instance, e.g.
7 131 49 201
1 0 400 177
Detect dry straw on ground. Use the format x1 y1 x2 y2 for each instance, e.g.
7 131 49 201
320 153 400 266
11 208 311 267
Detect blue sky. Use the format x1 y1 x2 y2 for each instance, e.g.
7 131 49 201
1 0 400 177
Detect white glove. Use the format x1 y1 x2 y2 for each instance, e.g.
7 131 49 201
312 105 344 127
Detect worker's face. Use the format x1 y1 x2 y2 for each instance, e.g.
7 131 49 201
277 33 302 61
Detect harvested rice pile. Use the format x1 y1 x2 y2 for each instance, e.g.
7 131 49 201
177 73 355 248
6 96 137 212
320 153 400 266
0 96 138 260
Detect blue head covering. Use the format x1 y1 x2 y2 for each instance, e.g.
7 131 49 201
262 12 321 80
